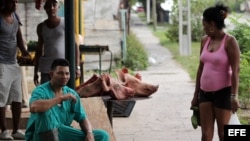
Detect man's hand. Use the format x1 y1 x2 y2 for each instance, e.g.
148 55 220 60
61 93 77 103
21 49 31 59
75 69 81 80
33 73 40 86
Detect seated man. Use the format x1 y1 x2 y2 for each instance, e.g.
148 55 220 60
25 58 109 141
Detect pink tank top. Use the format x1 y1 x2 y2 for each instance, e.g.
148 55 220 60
200 34 232 91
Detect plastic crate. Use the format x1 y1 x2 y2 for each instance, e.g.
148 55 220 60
103 98 136 117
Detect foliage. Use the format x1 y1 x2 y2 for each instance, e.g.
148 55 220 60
228 15 250 54
189 1 214 41
27 40 38 48
165 0 245 42
166 0 215 42
239 52 250 109
129 0 137 5
226 0 246 12
228 15 250 109
122 32 149 71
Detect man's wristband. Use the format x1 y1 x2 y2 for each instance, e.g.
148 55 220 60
76 65 81 70
87 130 93 134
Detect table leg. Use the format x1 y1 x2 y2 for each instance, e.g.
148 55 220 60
99 49 102 75
107 100 113 127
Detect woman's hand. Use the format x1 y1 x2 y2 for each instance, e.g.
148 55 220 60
231 97 240 113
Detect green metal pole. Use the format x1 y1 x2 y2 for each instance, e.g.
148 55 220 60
64 0 75 89
120 9 127 61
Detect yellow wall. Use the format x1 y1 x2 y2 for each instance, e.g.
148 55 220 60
74 0 85 36
74 0 79 35
74 0 85 86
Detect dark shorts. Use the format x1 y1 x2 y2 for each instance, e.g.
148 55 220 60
198 86 231 110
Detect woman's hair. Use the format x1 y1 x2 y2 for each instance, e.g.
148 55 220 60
203 2 230 30
0 0 5 10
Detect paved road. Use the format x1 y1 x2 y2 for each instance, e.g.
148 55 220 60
112 13 219 141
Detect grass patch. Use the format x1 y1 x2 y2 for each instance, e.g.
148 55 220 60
124 32 149 70
116 31 148 71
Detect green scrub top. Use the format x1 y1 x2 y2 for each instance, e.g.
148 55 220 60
25 82 86 141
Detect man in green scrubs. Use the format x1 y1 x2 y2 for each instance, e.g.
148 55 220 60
25 58 109 141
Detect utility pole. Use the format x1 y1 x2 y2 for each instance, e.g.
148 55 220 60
178 0 191 56
146 0 150 24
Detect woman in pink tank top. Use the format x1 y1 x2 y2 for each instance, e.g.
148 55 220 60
191 2 241 141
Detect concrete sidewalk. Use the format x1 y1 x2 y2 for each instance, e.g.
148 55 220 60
112 13 219 141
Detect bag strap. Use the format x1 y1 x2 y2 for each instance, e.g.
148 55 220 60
13 12 22 25
0 12 21 28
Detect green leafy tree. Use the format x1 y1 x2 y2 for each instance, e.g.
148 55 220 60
166 0 214 42
165 0 245 42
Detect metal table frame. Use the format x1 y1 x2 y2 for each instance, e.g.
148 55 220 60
79 45 113 82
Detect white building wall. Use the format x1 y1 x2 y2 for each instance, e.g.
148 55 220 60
17 2 47 42
83 0 122 68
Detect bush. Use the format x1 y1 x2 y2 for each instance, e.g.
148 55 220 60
228 16 250 54
228 16 250 108
239 52 250 109
122 32 149 71
165 22 179 42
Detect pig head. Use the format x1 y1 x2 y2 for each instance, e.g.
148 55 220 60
116 68 159 97
76 74 103 98
101 73 135 100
